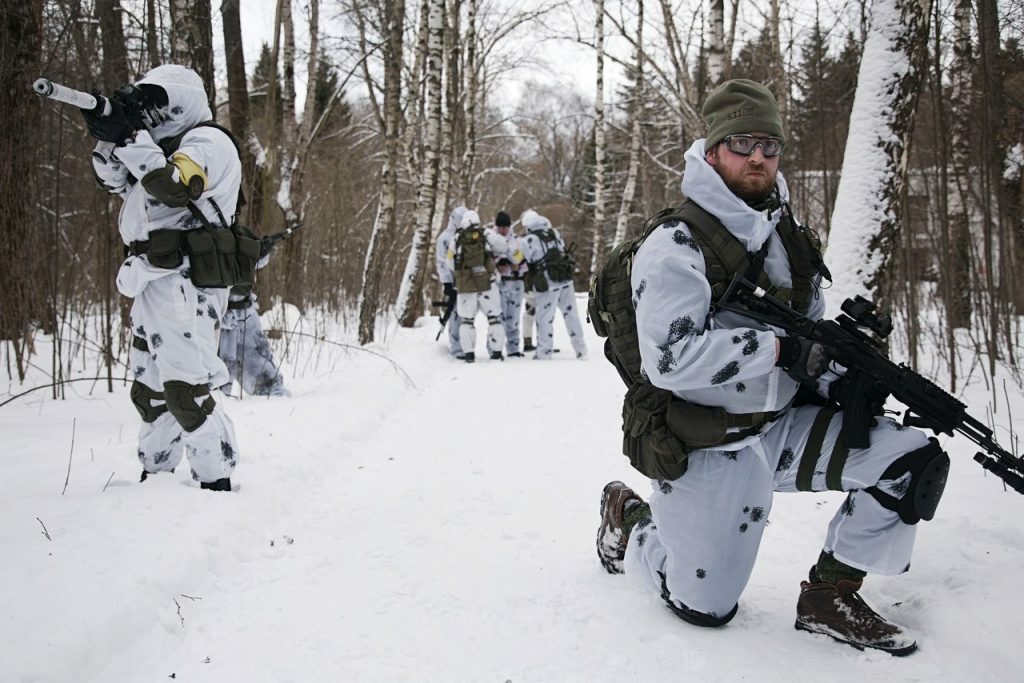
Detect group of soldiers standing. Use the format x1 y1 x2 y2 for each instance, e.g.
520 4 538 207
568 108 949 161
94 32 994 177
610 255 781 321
435 206 588 363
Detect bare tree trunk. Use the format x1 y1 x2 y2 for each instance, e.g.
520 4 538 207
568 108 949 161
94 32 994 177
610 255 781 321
460 0 478 197
397 0 446 326
0 0 44 381
221 0 264 231
707 0 725 87
612 0 644 247
947 0 973 328
95 0 130 88
358 0 405 344
768 0 788 124
590 0 607 273
169 0 216 115
446 0 464 199
146 0 160 68
824 0 933 316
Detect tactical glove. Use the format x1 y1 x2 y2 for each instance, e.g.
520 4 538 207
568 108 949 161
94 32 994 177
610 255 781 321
81 94 134 146
776 336 831 384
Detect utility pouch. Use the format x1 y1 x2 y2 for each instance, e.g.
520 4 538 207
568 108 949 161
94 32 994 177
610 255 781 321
212 227 238 284
665 401 731 450
527 268 549 293
622 383 689 480
233 225 262 288
145 229 184 269
182 229 223 287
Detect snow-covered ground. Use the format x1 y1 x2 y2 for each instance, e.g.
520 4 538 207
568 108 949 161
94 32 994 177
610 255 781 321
2 297 1023 682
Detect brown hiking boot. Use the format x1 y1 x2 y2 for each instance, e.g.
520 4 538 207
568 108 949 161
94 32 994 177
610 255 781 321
795 577 918 656
596 481 644 575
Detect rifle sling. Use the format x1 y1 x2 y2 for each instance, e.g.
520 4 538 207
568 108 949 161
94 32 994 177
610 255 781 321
797 407 838 491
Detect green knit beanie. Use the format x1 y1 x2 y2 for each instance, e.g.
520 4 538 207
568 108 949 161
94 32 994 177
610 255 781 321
702 79 785 150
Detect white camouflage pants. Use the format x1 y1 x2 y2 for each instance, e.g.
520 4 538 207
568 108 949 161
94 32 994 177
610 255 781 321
625 407 930 620
128 270 240 483
498 278 525 354
219 299 287 397
523 290 536 344
456 285 506 356
534 284 587 359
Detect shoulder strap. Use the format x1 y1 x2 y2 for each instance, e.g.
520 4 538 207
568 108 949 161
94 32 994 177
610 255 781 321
775 205 826 314
158 121 247 215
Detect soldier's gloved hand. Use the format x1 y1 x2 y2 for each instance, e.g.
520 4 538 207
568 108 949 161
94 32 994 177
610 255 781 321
81 94 134 145
776 336 831 384
259 236 275 260
443 282 456 298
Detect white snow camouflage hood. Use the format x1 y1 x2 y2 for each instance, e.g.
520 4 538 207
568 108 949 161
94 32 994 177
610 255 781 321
681 138 790 252
445 206 468 235
520 210 552 233
135 65 212 143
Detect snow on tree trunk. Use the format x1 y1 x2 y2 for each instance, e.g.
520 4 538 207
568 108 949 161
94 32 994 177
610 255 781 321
612 0 644 248
358 0 405 345
589 0 607 273
707 0 725 87
397 0 445 327
823 0 932 316
459 0 478 198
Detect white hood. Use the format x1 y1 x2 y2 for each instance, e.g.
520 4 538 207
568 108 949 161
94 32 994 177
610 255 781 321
445 205 468 234
135 65 212 142
521 210 551 233
680 138 790 252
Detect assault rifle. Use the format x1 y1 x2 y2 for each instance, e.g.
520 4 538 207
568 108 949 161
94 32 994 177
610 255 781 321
432 290 457 341
717 275 1024 494
33 78 168 131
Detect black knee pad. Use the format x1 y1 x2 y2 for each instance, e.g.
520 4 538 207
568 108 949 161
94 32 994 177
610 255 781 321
659 572 738 627
867 437 950 524
130 381 168 423
163 380 216 432
487 315 501 325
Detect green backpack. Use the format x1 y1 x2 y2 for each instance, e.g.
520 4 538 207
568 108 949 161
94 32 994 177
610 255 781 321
454 227 495 293
587 198 826 480
532 228 575 285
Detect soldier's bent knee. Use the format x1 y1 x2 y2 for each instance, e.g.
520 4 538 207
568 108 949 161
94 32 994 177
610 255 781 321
867 437 950 524
130 381 168 423
163 380 216 432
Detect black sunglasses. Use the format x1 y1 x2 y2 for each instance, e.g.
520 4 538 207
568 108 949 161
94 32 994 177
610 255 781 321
722 135 785 158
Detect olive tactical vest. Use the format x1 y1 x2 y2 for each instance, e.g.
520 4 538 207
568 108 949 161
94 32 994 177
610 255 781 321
587 198 826 480
454 227 496 294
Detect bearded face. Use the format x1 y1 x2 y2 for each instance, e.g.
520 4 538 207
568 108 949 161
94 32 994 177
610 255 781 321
704 133 781 203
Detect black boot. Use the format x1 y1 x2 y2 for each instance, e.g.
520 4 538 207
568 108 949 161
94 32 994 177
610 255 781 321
490 351 504 361
201 478 232 492
523 338 535 352
463 352 475 363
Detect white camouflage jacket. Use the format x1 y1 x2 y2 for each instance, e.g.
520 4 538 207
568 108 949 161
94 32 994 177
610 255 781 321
631 139 825 448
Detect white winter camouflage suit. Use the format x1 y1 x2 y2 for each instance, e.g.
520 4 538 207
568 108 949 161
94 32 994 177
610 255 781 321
623 139 930 621
94 65 241 484
435 207 466 357
219 284 287 397
446 212 508 357
496 229 527 354
520 211 587 359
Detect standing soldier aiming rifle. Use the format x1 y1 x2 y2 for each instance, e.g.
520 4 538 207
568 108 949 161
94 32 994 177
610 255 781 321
589 79 963 654
53 65 254 492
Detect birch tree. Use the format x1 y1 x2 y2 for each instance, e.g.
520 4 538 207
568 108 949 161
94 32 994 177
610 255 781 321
358 0 405 345
612 0 645 247
397 0 446 327
947 0 973 326
824 0 933 316
590 0 608 272
708 0 726 87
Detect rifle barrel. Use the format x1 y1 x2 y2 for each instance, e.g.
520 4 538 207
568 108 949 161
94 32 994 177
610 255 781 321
33 79 108 114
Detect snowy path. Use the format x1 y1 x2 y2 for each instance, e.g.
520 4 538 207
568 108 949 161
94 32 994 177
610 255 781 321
2 300 1023 681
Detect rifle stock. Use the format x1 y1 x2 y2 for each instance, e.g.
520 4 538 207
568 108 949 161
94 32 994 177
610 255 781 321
718 275 1024 494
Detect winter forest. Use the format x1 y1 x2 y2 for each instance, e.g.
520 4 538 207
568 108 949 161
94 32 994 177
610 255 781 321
3 0 1024 680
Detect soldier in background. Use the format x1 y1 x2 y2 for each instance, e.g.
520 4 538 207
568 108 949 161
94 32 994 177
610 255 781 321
494 211 527 357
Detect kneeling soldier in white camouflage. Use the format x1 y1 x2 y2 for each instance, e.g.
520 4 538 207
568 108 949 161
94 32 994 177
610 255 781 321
447 209 508 362
594 79 944 655
86 64 247 491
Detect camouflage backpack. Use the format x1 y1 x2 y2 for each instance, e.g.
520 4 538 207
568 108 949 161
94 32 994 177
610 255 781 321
454 226 495 293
